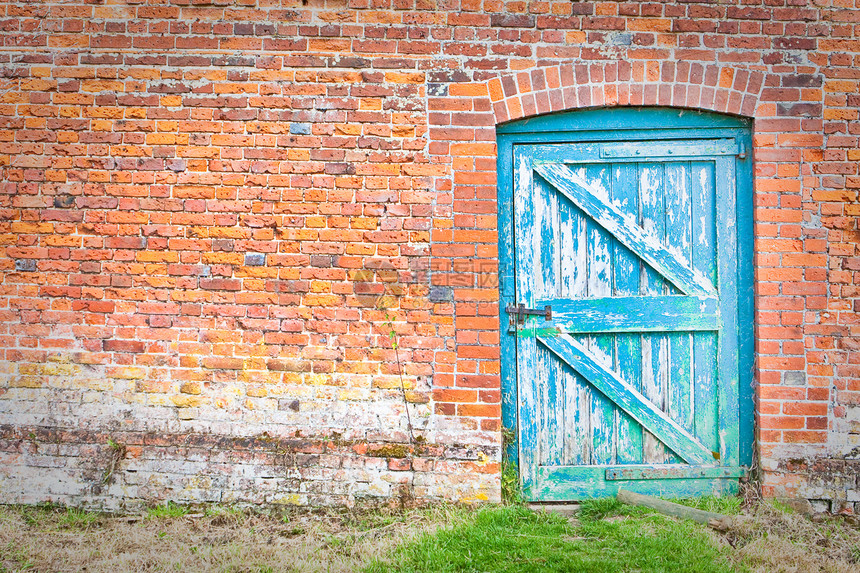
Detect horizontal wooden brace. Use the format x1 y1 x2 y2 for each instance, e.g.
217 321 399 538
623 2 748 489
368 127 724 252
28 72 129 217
598 139 738 159
531 466 742 501
540 295 720 333
605 465 746 481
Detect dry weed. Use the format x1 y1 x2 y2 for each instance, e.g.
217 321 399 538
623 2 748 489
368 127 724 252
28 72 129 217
721 502 860 573
0 504 467 573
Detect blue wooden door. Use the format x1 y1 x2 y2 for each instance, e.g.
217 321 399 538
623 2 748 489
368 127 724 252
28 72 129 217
505 111 752 500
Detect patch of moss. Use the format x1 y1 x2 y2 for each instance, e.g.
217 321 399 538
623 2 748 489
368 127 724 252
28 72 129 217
368 444 410 458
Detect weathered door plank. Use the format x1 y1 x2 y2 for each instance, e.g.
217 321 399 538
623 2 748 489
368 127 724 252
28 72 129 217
612 162 644 465
584 164 616 466
513 147 541 494
692 161 720 454
557 185 590 466
715 156 740 466
639 162 670 464
536 175 563 467
665 162 695 435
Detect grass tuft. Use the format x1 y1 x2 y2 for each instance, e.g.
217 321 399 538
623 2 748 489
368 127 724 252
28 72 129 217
500 462 523 505
146 501 190 519
576 496 626 520
57 507 101 529
669 495 744 516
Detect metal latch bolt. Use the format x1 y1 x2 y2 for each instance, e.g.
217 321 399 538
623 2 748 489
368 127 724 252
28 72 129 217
505 303 552 326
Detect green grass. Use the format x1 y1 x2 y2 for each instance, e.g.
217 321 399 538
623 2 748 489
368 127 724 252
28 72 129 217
364 499 743 573
146 501 190 519
669 495 744 515
57 507 100 529
0 541 34 573
203 504 246 519
500 462 523 505
16 504 100 530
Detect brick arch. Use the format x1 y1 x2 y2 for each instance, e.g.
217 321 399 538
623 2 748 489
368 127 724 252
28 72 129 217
487 61 765 124
430 60 769 473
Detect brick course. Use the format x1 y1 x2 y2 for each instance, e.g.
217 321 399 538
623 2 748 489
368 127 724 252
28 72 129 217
1 0 859 510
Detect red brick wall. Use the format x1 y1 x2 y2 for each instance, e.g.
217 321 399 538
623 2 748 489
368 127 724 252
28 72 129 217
1 0 858 510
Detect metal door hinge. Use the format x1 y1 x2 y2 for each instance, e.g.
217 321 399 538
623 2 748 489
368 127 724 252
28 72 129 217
505 303 552 326
737 143 747 160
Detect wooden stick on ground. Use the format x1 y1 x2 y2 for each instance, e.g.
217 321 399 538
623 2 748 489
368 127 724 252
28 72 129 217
617 489 733 529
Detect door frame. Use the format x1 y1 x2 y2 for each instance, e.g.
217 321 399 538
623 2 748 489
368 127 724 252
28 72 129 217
497 107 756 494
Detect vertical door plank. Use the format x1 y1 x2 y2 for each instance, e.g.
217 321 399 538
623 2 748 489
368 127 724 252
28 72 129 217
692 161 719 454
639 162 669 463
535 178 563 466
664 162 694 442
715 156 740 466
498 138 518 465
585 164 616 465
611 162 644 464
557 180 590 466
514 148 541 491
